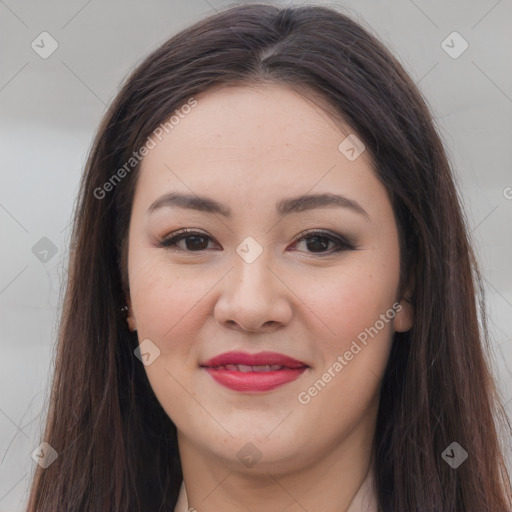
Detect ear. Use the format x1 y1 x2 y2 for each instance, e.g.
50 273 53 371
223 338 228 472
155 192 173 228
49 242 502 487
124 295 137 332
394 296 413 332
394 278 414 333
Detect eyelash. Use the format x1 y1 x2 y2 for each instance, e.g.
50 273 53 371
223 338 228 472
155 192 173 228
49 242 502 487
158 228 356 255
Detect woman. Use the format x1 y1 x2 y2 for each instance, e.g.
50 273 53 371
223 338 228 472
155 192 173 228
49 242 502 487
25 3 512 511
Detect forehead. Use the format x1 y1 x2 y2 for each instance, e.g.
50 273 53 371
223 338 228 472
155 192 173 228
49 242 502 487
149 83 358 159
133 83 387 219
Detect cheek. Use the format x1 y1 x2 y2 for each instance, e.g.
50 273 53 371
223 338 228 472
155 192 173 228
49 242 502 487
306 257 400 352
128 250 204 347
294 273 398 444
128 258 208 425
295 249 400 424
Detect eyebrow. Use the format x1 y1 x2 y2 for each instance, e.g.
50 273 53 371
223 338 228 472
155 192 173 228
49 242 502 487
147 192 370 221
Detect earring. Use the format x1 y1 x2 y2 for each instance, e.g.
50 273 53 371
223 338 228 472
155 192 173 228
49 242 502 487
121 305 137 332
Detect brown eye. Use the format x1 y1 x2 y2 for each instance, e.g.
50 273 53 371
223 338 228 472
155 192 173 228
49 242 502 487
290 230 355 255
159 229 216 252
159 228 355 255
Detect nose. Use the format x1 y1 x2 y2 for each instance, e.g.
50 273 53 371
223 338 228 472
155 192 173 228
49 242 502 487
214 254 293 334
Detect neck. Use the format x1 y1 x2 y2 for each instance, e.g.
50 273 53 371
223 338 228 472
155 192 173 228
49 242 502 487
173 430 380 512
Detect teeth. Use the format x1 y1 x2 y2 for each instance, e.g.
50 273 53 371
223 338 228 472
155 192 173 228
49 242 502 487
215 364 285 372
252 365 269 371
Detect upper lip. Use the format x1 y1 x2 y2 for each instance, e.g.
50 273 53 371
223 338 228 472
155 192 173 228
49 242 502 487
201 351 308 369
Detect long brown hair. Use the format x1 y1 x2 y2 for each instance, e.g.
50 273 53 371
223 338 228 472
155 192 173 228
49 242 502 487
26 3 512 511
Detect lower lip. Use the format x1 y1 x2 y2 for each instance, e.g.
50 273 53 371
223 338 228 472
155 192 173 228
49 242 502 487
202 367 308 392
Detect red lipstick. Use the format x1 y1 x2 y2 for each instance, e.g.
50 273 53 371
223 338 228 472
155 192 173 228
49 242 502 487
200 351 309 392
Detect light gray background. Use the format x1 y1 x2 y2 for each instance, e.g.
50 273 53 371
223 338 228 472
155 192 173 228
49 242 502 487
1 0 511 510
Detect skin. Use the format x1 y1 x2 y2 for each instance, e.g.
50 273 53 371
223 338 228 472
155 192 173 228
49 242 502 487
125 83 414 512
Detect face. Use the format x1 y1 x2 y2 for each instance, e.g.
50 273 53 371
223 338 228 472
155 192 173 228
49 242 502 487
125 83 413 473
